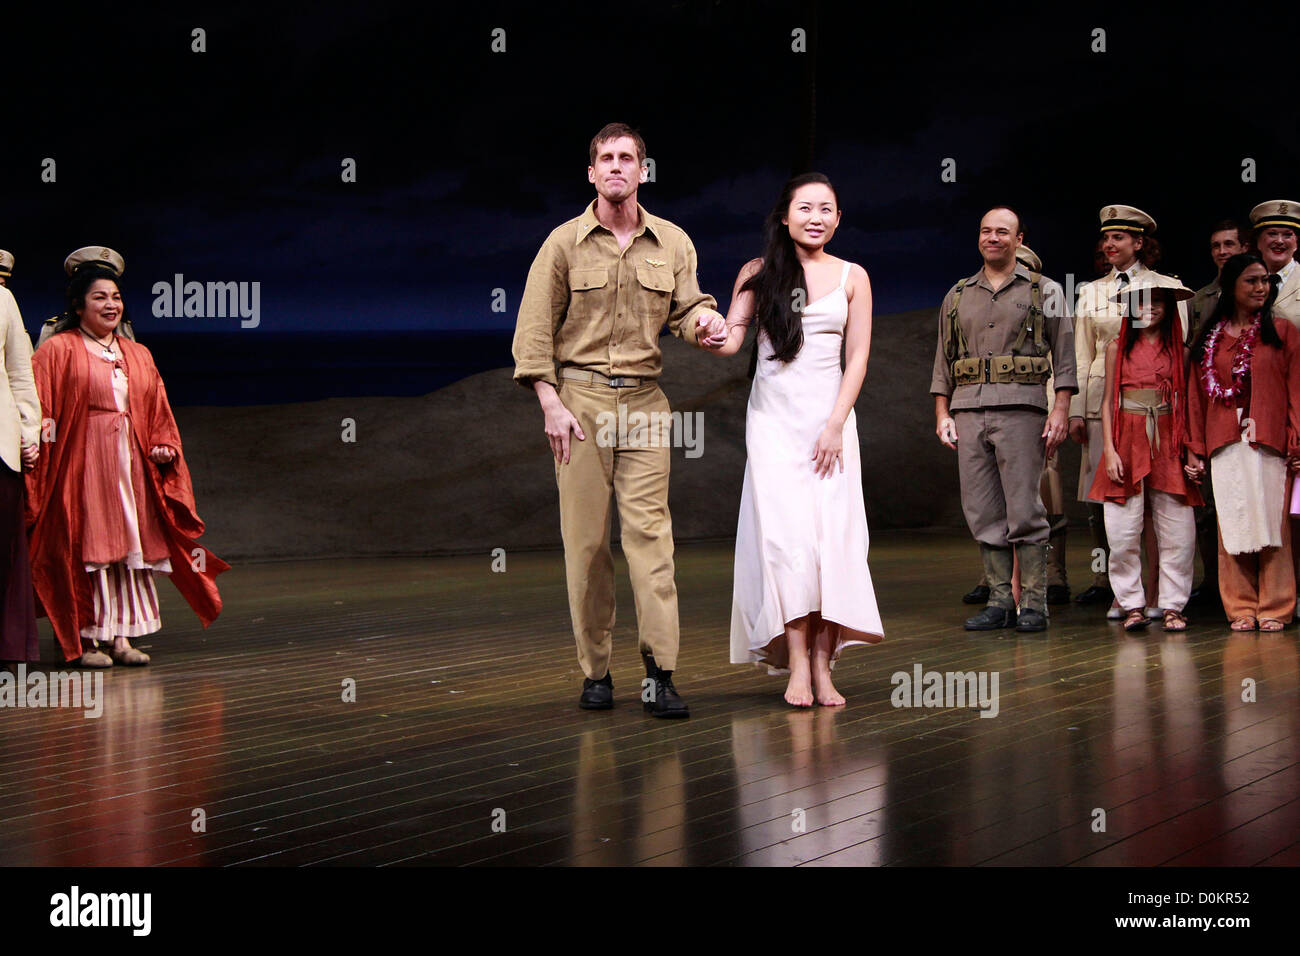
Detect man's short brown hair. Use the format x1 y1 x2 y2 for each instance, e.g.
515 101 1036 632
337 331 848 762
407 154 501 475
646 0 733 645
589 123 646 166
1210 219 1244 244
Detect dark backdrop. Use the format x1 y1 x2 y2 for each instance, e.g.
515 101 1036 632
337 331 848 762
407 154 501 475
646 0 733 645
2 2 1298 405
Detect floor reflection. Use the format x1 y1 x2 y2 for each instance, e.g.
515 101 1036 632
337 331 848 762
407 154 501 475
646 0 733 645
0 668 227 866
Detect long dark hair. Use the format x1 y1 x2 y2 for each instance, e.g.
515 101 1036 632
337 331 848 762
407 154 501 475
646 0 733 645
1189 253 1281 362
1119 288 1180 359
1113 289 1191 461
741 172 837 364
52 264 128 335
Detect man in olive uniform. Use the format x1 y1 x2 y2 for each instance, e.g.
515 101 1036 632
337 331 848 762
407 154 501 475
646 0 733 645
1188 220 1246 340
37 246 136 347
932 208 1077 631
1250 200 1300 327
513 123 726 716
0 251 13 288
960 242 1070 606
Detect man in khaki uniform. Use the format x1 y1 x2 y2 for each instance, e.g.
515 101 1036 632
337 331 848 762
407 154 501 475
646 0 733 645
0 251 13 287
932 208 1077 632
513 123 725 717
1250 200 1300 327
1188 220 1246 340
37 246 135 347
961 243 1070 606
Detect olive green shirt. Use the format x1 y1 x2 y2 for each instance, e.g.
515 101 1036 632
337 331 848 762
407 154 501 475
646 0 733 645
930 264 1078 411
512 200 716 389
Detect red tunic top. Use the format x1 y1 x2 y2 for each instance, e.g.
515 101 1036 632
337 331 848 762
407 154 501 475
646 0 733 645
1187 318 1300 460
80 348 170 564
1089 336 1203 505
25 332 230 662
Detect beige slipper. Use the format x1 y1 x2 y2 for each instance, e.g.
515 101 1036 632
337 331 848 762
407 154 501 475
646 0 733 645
78 649 114 668
111 646 151 666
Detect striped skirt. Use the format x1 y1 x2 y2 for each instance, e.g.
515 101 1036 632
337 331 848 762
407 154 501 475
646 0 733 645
79 563 163 642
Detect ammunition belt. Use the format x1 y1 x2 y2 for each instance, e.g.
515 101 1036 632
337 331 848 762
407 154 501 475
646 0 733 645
952 354 1051 386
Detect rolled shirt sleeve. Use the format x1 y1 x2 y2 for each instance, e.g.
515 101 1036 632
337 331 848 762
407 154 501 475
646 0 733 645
665 236 714 348
1042 278 1077 396
512 232 568 389
1069 287 1096 419
930 286 958 397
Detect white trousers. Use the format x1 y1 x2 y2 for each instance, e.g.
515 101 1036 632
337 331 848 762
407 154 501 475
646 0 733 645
1103 486 1196 612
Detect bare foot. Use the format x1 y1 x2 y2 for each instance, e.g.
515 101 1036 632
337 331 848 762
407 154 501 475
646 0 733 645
784 666 814 707
812 666 845 706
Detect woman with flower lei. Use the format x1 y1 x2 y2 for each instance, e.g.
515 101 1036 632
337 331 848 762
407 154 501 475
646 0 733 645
1187 254 1300 630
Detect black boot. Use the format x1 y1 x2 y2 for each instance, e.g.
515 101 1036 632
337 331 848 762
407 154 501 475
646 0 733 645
578 672 613 710
642 654 690 719
1074 584 1113 605
961 584 991 605
1016 608 1048 632
964 605 1018 630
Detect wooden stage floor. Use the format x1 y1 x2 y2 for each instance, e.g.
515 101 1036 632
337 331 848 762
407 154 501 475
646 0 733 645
1 532 1297 867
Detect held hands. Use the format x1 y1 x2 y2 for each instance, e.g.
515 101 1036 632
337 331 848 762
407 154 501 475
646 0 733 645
936 416 958 450
1068 416 1087 445
1185 452 1205 482
149 445 176 465
812 422 844 478
696 310 728 350
20 441 38 471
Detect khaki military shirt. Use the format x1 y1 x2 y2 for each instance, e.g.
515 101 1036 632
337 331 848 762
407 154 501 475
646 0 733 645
930 264 1077 412
1273 259 1300 329
512 200 716 389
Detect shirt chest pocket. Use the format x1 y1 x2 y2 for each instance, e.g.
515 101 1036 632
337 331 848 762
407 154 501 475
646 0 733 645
567 268 609 321
634 264 674 319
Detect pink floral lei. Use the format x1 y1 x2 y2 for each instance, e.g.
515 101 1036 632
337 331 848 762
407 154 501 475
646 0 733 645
1202 314 1261 405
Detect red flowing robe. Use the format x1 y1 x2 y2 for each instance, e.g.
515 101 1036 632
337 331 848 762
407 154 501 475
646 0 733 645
25 332 229 661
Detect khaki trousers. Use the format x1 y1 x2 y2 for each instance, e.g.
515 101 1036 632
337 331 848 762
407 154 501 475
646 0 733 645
555 380 680 678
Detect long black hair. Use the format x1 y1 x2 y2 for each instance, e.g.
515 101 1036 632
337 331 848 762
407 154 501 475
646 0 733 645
52 264 128 335
741 172 837 364
1119 287 1180 359
1189 253 1281 362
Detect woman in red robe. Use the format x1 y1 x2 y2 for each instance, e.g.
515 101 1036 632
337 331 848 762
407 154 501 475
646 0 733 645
25 262 228 666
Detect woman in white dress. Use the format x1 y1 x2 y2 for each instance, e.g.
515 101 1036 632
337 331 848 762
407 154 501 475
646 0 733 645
703 173 884 707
